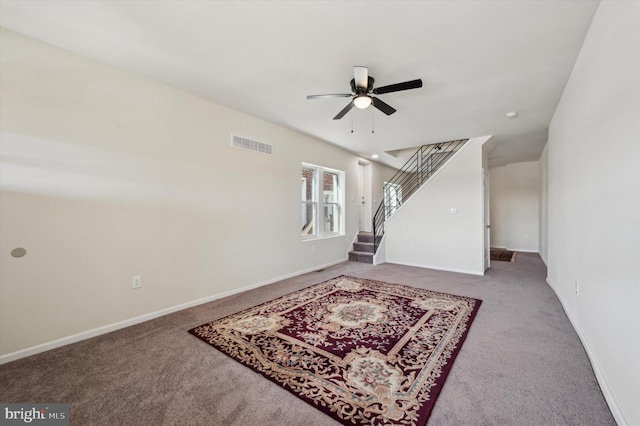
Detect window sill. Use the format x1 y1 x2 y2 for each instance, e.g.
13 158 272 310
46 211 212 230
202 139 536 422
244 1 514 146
302 233 345 242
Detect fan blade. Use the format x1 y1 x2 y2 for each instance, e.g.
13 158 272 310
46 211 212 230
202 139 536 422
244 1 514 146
373 79 423 95
333 102 354 120
353 66 368 90
307 94 352 99
372 97 396 115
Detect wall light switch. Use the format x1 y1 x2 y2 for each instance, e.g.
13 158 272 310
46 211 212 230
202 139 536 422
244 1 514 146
450 208 457 214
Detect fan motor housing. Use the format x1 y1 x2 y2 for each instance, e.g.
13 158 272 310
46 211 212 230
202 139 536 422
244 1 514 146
351 77 375 94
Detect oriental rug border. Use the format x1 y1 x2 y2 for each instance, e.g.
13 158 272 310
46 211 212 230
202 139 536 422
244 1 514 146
188 275 481 425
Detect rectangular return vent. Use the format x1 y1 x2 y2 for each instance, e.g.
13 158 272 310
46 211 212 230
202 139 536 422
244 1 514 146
231 135 273 155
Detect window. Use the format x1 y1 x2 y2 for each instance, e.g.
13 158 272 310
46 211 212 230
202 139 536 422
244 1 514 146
301 163 344 238
383 182 402 219
301 165 317 237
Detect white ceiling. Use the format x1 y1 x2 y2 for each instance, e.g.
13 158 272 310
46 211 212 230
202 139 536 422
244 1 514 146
0 0 599 169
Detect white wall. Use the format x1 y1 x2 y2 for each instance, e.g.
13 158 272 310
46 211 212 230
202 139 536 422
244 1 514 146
546 2 640 425
538 144 548 264
0 29 397 360
489 166 508 247
489 161 540 252
383 136 490 275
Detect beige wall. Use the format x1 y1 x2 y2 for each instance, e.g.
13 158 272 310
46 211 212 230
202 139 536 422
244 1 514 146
546 2 640 424
0 29 397 359
489 161 540 252
489 166 508 247
383 136 490 275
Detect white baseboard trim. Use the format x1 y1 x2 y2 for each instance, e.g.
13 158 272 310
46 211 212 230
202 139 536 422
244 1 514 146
0 258 347 365
546 277 626 426
385 260 484 276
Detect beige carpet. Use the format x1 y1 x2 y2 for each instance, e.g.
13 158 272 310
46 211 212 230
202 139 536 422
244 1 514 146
0 254 615 425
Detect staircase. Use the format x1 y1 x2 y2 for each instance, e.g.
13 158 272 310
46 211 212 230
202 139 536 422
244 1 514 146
349 139 469 264
348 232 375 264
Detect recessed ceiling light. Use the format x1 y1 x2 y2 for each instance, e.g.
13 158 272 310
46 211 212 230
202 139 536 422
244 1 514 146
506 111 518 119
372 154 379 159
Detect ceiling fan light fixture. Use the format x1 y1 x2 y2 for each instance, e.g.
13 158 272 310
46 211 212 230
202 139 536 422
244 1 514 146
307 66 422 120
353 95 372 109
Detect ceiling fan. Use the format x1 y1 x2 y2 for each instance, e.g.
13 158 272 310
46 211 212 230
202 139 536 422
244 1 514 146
307 66 422 120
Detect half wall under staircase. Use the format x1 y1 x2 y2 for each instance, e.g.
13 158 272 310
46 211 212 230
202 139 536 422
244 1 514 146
349 139 469 264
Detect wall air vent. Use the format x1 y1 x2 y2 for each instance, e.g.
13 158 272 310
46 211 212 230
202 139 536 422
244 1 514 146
231 135 273 155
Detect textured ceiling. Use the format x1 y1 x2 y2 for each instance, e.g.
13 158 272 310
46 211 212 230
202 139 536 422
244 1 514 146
0 0 600 169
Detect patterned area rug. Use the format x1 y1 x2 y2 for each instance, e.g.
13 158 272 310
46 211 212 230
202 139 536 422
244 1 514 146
490 249 517 262
189 275 481 425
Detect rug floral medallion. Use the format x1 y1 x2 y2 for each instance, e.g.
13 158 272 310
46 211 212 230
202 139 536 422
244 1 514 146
189 275 481 425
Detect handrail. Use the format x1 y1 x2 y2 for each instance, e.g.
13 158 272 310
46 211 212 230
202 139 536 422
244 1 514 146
372 139 469 253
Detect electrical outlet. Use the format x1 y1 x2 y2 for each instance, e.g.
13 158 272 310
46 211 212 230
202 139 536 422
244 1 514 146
575 281 579 296
132 276 142 289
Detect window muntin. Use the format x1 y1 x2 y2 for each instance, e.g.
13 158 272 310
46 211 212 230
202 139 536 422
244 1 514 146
302 164 344 239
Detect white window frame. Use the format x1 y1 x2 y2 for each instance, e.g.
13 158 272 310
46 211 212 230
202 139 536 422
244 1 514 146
301 163 345 240
383 182 403 220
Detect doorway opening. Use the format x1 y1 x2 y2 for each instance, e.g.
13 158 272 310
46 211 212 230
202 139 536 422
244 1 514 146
357 162 372 232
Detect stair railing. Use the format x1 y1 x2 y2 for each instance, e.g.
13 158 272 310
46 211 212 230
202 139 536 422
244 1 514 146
372 139 469 253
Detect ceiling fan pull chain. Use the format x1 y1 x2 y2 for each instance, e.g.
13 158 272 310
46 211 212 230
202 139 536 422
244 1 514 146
351 110 354 133
371 108 375 134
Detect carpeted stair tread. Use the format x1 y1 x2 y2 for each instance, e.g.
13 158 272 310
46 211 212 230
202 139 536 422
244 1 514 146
350 232 375 263
348 250 373 264
356 232 374 243
353 242 374 253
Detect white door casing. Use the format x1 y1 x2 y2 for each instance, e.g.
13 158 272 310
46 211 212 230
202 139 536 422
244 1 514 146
357 162 372 232
483 170 491 271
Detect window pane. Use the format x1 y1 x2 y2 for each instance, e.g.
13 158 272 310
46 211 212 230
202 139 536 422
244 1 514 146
302 167 317 236
302 167 315 202
323 171 340 233
302 202 316 236
323 171 338 203
324 202 340 233
384 182 402 219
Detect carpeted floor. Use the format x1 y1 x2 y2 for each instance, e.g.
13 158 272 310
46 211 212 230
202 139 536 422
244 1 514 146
0 254 615 425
